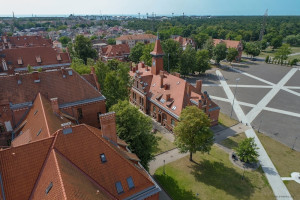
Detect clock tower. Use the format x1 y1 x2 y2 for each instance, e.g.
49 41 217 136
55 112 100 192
150 36 165 75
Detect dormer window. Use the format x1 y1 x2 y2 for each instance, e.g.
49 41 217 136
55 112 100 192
100 153 107 163
2 59 8 71
56 54 62 61
17 58 23 65
36 56 42 63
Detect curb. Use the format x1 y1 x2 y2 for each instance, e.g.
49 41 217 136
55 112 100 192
154 147 178 157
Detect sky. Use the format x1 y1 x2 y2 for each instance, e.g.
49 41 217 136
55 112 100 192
0 0 299 17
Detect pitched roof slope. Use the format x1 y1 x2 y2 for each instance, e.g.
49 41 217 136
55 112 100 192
213 39 241 49
150 39 164 56
11 93 70 147
0 69 103 105
0 137 54 200
0 46 70 70
101 44 130 57
54 124 155 199
116 34 156 41
3 36 52 47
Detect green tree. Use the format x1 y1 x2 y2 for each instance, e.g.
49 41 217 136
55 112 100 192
275 44 292 64
196 49 211 73
174 106 214 161
244 42 261 59
140 43 155 66
129 42 144 63
90 35 98 40
179 45 197 75
192 33 209 49
203 38 214 59
59 36 71 47
95 60 110 87
265 55 270 63
226 48 239 64
27 65 33 73
110 100 158 170
271 36 283 49
213 43 227 64
161 39 182 72
102 63 132 108
236 138 259 163
74 35 97 64
261 39 268 50
107 38 116 45
71 57 91 74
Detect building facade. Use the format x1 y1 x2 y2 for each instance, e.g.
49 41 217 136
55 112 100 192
213 39 243 61
116 34 156 49
129 39 220 132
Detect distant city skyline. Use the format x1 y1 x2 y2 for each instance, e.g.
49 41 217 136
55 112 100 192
0 0 300 17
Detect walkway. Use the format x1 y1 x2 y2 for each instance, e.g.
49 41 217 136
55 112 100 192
216 69 293 200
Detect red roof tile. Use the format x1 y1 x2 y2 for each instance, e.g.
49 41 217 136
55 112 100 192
2 36 52 48
151 39 164 56
101 44 130 58
213 39 241 49
116 34 156 41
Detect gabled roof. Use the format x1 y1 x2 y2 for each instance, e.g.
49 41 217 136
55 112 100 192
101 44 130 58
0 68 103 106
11 93 70 147
174 36 195 47
116 34 156 41
150 39 164 56
213 39 241 49
0 124 159 200
1 36 52 48
0 46 70 71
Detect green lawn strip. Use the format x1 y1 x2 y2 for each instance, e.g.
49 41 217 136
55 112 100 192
154 145 274 200
153 131 176 155
220 132 247 150
256 132 300 199
259 47 300 58
218 112 239 128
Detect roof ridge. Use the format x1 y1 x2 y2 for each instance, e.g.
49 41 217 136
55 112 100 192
73 68 103 95
83 124 154 184
53 148 117 200
38 93 51 137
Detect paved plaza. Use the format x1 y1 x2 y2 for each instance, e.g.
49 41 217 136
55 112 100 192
187 61 300 152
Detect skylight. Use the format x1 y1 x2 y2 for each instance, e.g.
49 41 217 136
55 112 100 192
45 182 53 194
160 98 166 104
100 153 107 163
172 106 177 110
127 177 135 189
115 181 124 194
36 129 42 136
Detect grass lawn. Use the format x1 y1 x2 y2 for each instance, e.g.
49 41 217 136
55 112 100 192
220 132 247 149
256 132 300 199
259 47 300 58
155 145 274 200
218 112 239 128
153 131 176 155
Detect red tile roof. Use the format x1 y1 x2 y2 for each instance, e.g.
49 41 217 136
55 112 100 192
1 36 52 48
0 46 70 72
151 39 164 56
101 44 130 58
174 36 195 47
213 39 241 49
116 34 156 41
0 69 103 106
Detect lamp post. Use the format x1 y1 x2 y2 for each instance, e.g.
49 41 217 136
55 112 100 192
230 78 240 119
258 112 264 133
163 160 166 175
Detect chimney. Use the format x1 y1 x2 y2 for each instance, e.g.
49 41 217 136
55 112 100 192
32 71 40 83
91 66 101 91
99 112 117 144
196 80 202 93
50 98 59 114
166 94 171 101
198 99 203 109
15 73 21 85
186 83 191 96
132 67 136 73
141 62 145 68
164 83 169 90
61 67 67 78
130 64 133 71
146 65 148 71
160 71 164 88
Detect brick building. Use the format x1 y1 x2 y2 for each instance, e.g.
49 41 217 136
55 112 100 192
0 93 160 199
0 68 106 146
129 39 220 131
116 34 156 49
213 39 243 61
0 46 71 75
0 35 52 50
172 35 196 50
100 43 130 62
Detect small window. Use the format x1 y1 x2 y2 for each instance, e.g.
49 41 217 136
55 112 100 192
37 129 42 136
77 108 83 120
127 177 135 189
115 181 124 194
0 124 5 133
100 153 107 163
171 119 175 126
45 182 53 194
34 110 38 115
153 106 156 112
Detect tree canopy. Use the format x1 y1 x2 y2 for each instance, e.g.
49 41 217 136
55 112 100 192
73 35 98 64
236 138 259 163
213 43 227 64
196 49 211 73
129 42 145 63
174 106 214 161
226 48 239 63
110 100 158 170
